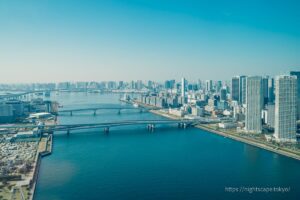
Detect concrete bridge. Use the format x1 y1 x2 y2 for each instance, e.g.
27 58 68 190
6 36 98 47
58 107 153 116
0 119 205 135
53 119 201 134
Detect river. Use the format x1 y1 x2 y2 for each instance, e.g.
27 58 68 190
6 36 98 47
34 92 300 200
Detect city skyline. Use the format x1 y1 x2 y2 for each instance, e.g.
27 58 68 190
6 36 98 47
1 1 300 199
0 0 300 83
0 71 298 85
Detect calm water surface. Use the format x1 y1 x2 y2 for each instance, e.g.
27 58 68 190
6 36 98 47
34 93 300 200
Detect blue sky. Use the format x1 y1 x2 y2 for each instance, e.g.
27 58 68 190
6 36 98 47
0 0 299 82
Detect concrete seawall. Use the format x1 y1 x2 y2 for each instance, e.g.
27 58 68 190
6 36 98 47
196 125 300 161
29 154 41 200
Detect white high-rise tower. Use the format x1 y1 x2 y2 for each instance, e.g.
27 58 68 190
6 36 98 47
274 75 297 142
245 76 263 133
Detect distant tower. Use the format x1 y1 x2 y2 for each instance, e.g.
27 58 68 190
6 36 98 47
216 80 222 92
262 76 269 105
181 78 186 97
268 77 275 103
205 80 213 93
220 88 227 101
290 71 300 120
274 75 297 142
239 76 247 105
245 76 263 133
231 76 240 102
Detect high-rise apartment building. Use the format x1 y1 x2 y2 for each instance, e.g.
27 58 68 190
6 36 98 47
231 76 240 102
268 78 275 103
274 75 297 142
245 76 263 133
262 76 269 105
290 71 300 120
239 76 247 105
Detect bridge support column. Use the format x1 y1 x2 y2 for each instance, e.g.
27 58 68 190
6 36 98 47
178 123 188 129
140 109 143 113
178 123 183 128
67 129 70 135
151 124 155 132
93 110 97 116
147 124 155 132
118 109 121 115
104 127 110 134
70 111 73 116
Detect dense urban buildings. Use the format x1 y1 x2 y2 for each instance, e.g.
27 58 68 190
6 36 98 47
0 71 299 142
1 71 300 200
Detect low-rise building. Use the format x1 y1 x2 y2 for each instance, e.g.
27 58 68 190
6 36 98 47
169 108 184 117
218 122 237 129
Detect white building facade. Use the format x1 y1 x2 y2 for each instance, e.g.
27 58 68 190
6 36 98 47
274 75 297 142
245 76 263 133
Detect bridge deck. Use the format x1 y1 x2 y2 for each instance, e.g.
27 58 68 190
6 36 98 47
0 119 201 130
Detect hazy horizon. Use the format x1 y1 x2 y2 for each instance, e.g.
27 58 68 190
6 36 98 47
0 0 299 83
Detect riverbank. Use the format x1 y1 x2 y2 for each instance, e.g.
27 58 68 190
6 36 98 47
150 109 300 161
29 134 53 200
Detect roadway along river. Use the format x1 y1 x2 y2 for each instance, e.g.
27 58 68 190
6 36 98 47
34 92 300 200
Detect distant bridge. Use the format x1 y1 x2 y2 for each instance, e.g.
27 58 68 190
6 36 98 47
58 106 157 116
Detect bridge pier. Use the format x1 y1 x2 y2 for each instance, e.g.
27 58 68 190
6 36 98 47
178 123 188 129
140 109 143 113
118 109 121 115
70 111 73 116
104 127 110 134
147 124 155 132
178 123 182 128
93 110 97 116
67 129 70 135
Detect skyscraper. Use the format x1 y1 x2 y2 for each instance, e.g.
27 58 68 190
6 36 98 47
216 80 222 93
268 78 275 103
274 75 297 142
205 80 213 93
220 88 227 101
197 79 202 90
262 76 269 105
164 80 171 89
136 80 143 90
170 80 175 89
231 76 246 104
245 76 263 133
266 103 275 129
147 80 153 89
231 76 239 102
239 76 247 105
290 71 300 120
